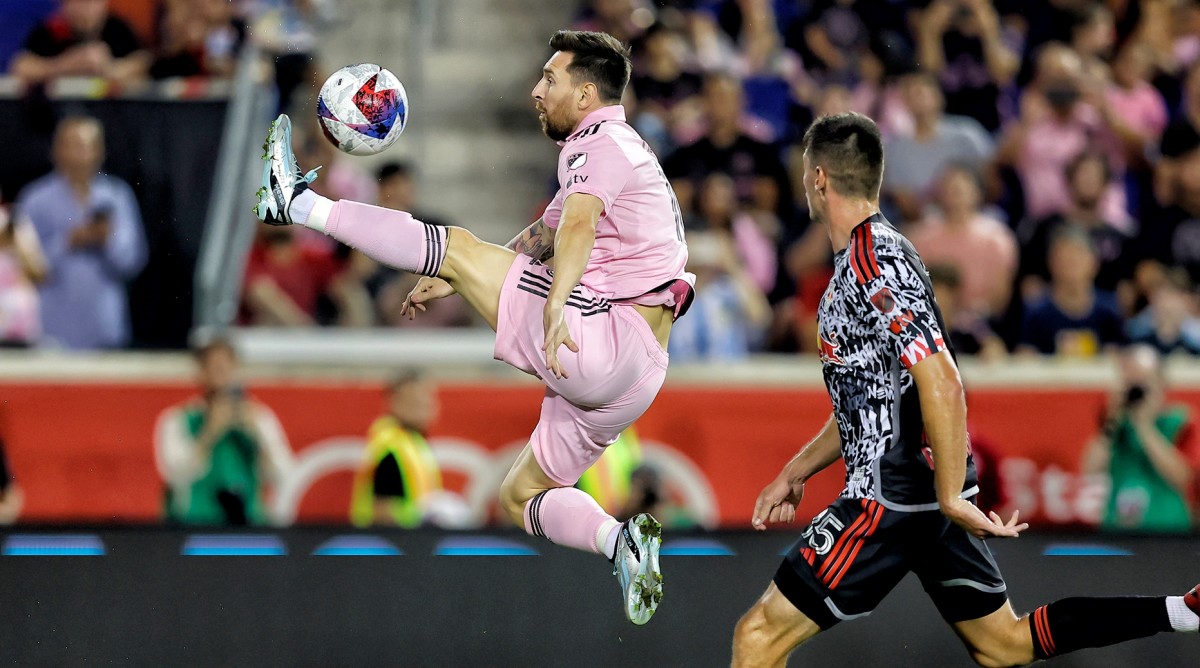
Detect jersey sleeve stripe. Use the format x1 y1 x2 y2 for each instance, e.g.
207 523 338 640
850 223 880 285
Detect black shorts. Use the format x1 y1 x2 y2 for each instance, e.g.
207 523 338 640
773 497 1007 630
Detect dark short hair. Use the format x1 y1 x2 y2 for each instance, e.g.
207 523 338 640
1065 150 1112 184
376 161 413 182
386 369 426 394
191 336 237 363
1048 224 1096 255
549 30 632 103
801 112 884 200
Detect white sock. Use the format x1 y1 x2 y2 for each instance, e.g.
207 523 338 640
1166 596 1199 632
289 190 334 233
596 519 621 560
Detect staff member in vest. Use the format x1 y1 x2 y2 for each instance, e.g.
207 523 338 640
154 336 294 525
1083 344 1198 533
576 425 642 516
351 370 442 528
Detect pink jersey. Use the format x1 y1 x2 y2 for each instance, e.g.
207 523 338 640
541 105 694 311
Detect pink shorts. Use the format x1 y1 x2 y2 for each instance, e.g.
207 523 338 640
494 255 670 485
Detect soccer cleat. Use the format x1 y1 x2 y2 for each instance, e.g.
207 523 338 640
253 114 320 226
612 513 664 625
1186 585 1200 616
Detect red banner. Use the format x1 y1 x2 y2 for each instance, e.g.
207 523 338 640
1 380 1197 526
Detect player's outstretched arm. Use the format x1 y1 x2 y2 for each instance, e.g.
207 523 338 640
542 194 602 379
505 218 556 261
752 414 842 530
910 351 1028 538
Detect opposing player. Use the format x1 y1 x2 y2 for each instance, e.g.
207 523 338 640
733 112 1199 666
254 31 692 625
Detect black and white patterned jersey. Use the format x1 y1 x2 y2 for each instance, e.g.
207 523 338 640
817 214 979 511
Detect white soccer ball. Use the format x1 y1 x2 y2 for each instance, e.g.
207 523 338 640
316 63 408 156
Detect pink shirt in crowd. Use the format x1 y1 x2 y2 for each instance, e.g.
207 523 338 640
542 105 694 301
1017 103 1131 230
1106 82 1168 141
907 213 1018 318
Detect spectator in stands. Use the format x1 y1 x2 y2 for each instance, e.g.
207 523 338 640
0 434 22 525
1126 267 1200 356
245 0 337 114
630 22 703 153
912 0 1020 133
350 370 443 528
16 115 146 350
1082 344 1197 533
356 163 471 328
9 0 151 87
668 229 771 362
1140 142 1200 285
0 200 47 347
240 223 342 327
1018 151 1132 307
622 463 695 529
788 0 910 87
1019 226 1125 356
689 173 777 294
573 0 652 45
150 0 246 79
927 264 1006 361
997 42 1128 228
1156 60 1200 207
664 72 790 219
154 336 293 526
1103 39 1169 171
882 72 994 224
731 0 808 143
907 164 1017 320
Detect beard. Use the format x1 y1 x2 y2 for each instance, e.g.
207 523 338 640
540 109 574 142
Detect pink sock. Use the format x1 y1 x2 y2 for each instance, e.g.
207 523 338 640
324 200 448 276
524 488 621 557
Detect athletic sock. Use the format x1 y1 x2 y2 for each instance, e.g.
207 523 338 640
1166 596 1200 632
1029 597 1173 659
291 189 332 232
319 200 447 276
522 488 618 556
599 519 621 561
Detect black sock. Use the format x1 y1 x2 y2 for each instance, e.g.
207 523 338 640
1029 597 1171 659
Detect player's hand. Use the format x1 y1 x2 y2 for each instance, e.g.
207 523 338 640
541 302 578 380
751 473 805 531
940 498 1028 539
401 277 455 319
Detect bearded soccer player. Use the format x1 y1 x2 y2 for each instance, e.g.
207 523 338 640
732 112 1198 666
254 30 692 625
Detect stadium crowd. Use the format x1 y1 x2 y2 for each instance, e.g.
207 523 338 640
1 0 1199 361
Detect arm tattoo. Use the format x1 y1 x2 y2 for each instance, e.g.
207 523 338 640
506 218 555 261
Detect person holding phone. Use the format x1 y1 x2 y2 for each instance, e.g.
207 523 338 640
15 115 146 350
154 336 293 526
1082 344 1199 533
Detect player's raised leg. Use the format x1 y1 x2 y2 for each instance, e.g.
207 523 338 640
950 587 1199 668
254 113 512 329
732 583 822 668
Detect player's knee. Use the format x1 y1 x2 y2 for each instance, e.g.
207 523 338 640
966 629 1034 668
731 605 771 663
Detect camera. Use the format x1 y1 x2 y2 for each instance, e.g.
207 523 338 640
1124 384 1146 407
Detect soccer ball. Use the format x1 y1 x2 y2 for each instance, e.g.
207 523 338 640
316 63 408 156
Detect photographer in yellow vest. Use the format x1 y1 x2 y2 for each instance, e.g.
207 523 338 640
350 370 443 528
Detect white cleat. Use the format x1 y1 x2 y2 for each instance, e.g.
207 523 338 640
253 113 320 226
612 513 663 625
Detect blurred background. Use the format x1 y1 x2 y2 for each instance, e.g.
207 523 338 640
0 1 1198 665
